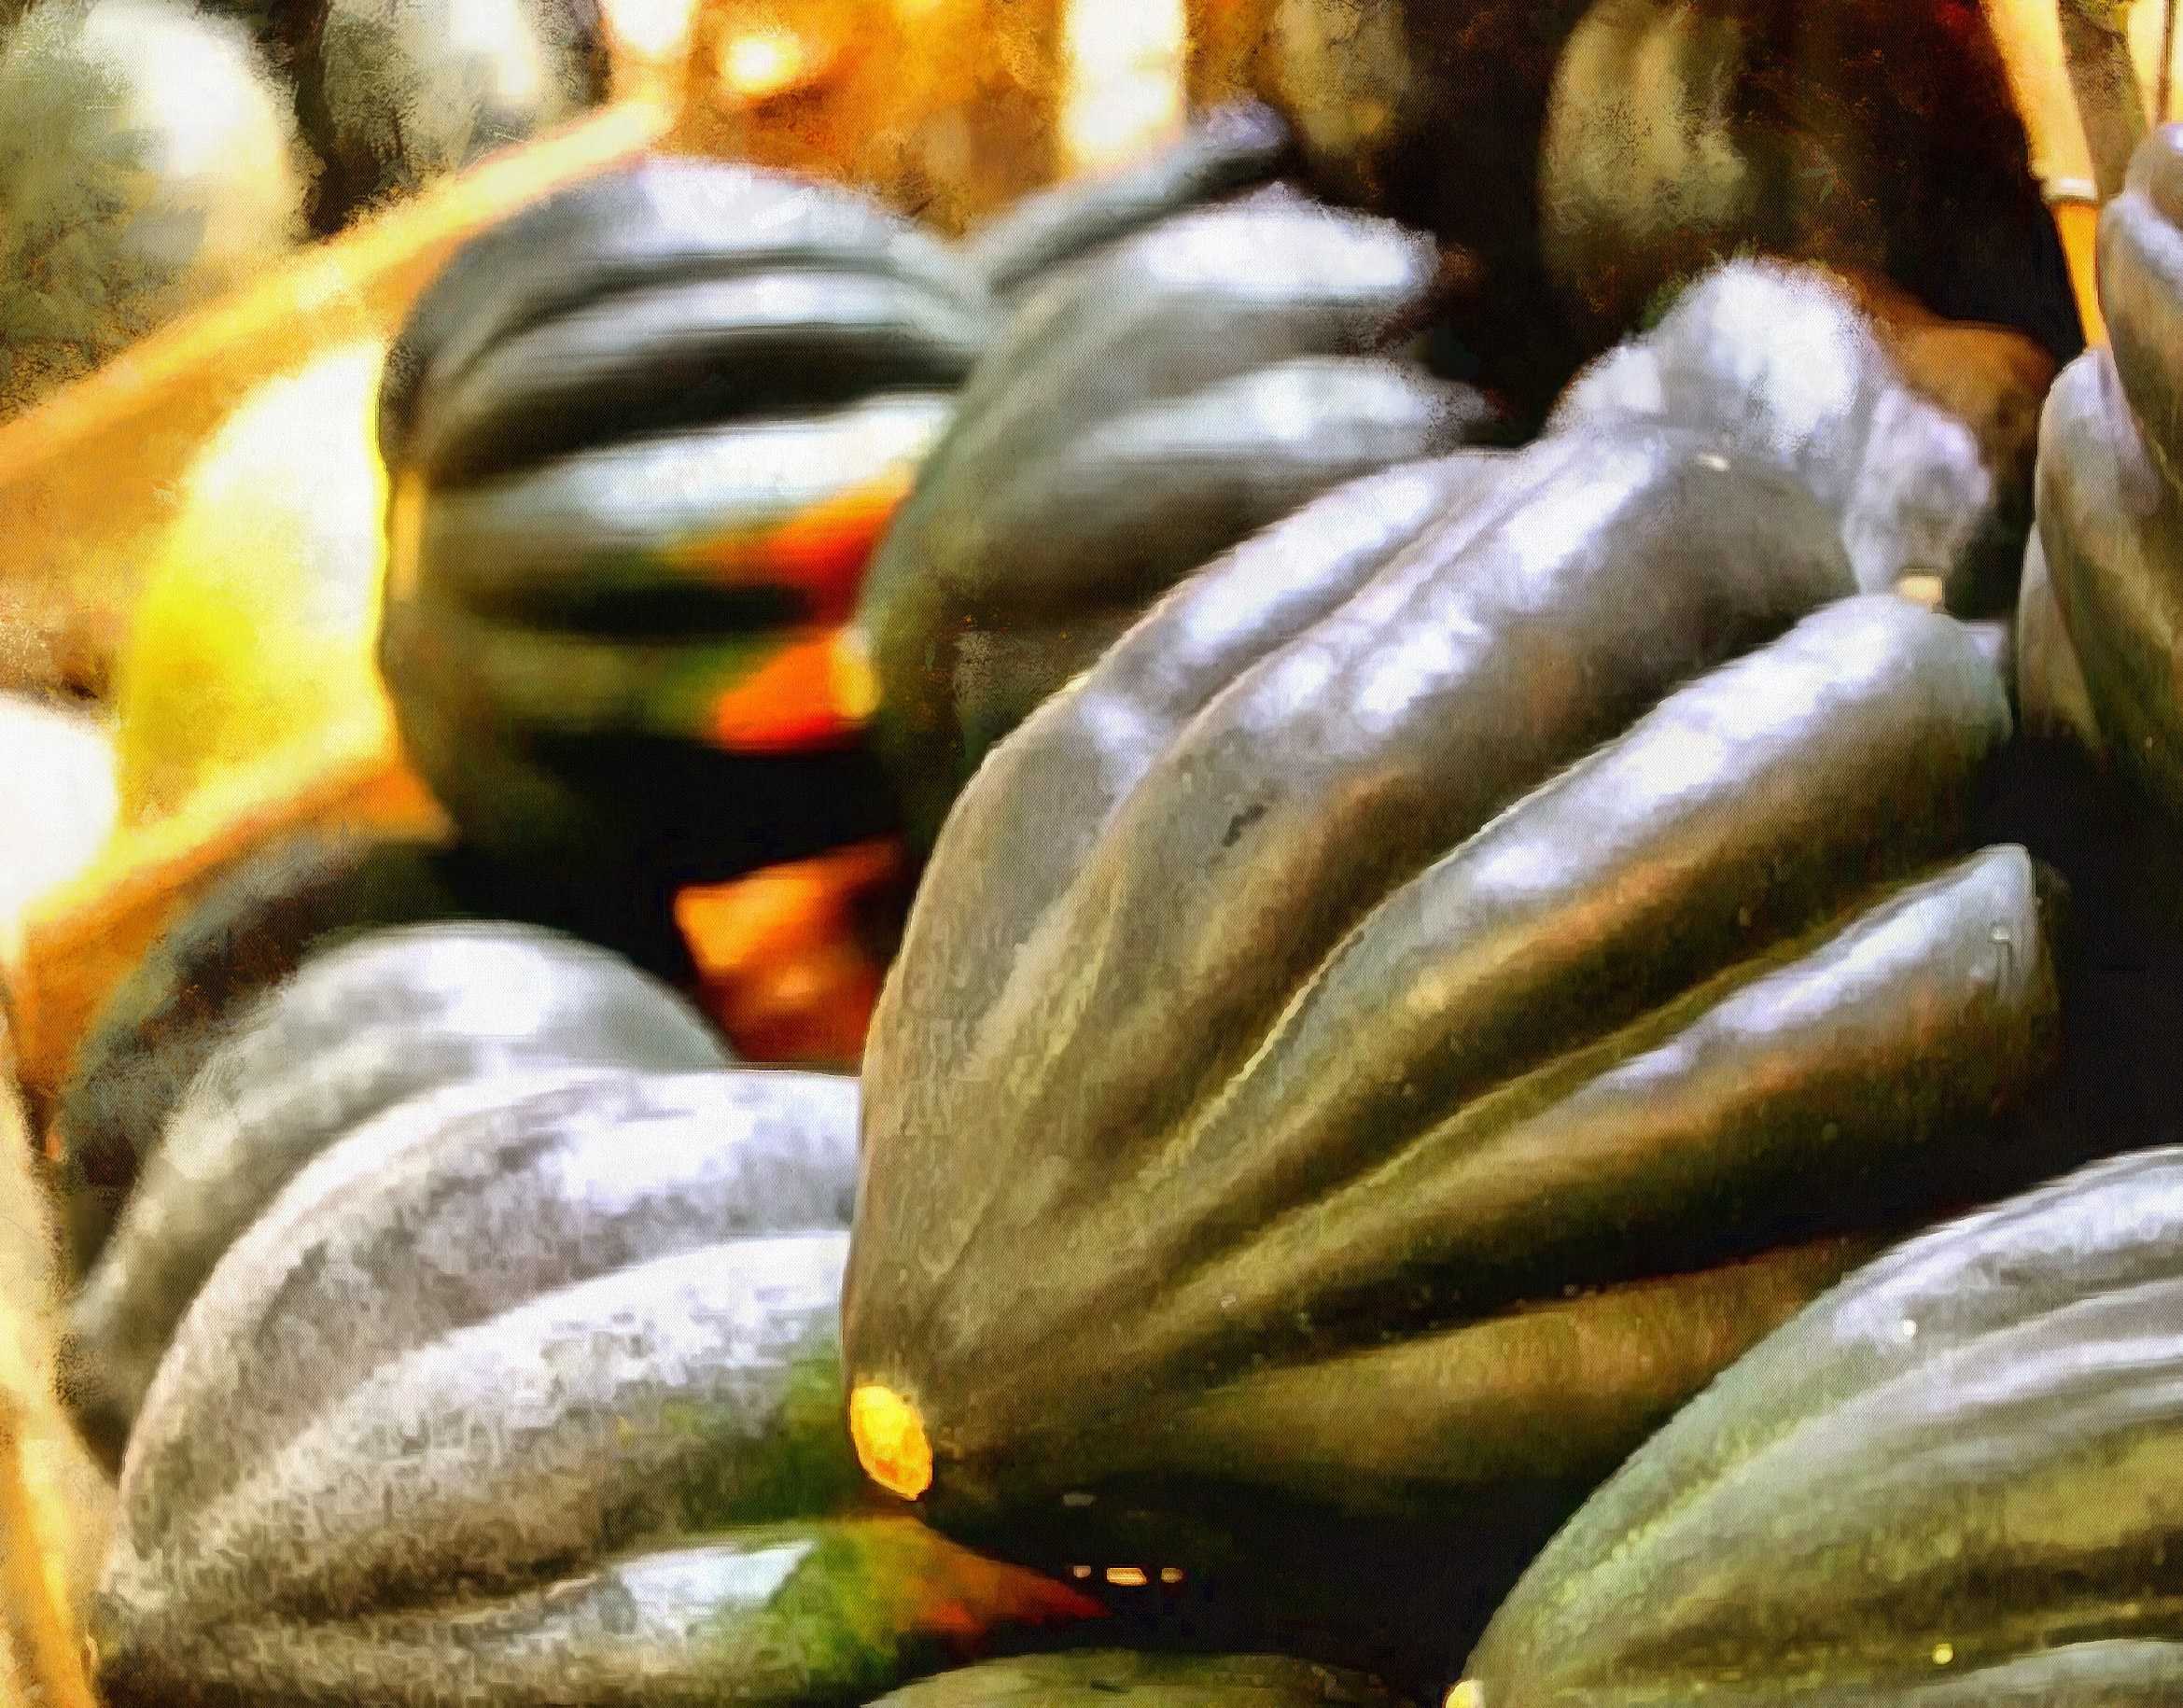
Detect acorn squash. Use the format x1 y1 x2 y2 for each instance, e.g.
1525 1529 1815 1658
962 102 1293 303
49 831 483 1287
376 159 991 893
64 918 731 1467
2034 121 2183 813
857 174 1498 848
89 947 1098 1704
872 1651 1407 1704
845 423 2069 1684
1550 258 2052 615
1459 1143 2183 1704
2010 118 2183 1172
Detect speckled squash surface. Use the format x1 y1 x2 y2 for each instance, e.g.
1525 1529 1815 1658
64 920 731 1466
90 1010 1098 1704
1461 1144 2183 1704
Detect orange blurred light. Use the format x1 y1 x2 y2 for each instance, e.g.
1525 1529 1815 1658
718 26 817 102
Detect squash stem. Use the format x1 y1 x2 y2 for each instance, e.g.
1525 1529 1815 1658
0 1393 97 1708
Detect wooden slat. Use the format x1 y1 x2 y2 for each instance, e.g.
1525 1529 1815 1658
3 724 448 1131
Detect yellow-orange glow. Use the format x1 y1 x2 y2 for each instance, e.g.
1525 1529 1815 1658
2050 191 2109 346
1445 1685 1487 1708
600 0 697 61
1103 1565 1150 1587
849 1383 933 1501
1061 0 1186 175
718 27 816 103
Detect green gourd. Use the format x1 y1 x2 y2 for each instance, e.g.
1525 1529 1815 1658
857 139 1498 851
64 919 731 1467
872 1651 1408 1705
376 160 991 892
1459 1143 2183 1704
90 938 1098 1704
845 421 2069 1688
1551 257 2052 615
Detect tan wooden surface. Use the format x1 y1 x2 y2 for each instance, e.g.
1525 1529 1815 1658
3 724 447 1133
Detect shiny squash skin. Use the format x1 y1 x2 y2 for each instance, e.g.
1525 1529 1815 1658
2036 123 2183 815
2019 121 2183 1156
846 420 2067 1684
1462 1145 2183 1705
1551 258 2051 615
857 167 1499 851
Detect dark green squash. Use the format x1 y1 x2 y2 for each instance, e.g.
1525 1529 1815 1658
47 831 513 1284
2007 121 2183 1157
1459 1143 2183 1704
855 166 1499 850
872 1651 1408 1704
376 159 992 894
63 919 731 1469
844 419 2073 1687
89 966 1099 1705
2035 121 2183 814
1550 257 2052 615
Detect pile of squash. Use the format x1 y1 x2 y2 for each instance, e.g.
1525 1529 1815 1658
31 14 2183 1704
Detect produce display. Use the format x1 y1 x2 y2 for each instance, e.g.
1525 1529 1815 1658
85 938 1104 1704
27 16 2183 1708
1240 0 2084 421
1460 1145 2183 1704
375 160 989 901
845 407 2073 1681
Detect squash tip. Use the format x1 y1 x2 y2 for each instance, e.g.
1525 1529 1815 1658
1444 1685 1486 1708
848 1382 932 1501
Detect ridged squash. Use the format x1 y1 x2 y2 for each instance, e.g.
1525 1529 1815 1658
1460 1144 2183 1704
872 1651 1408 1704
858 161 1497 848
63 919 730 1466
89 944 1098 1704
2034 121 2183 810
376 160 990 890
846 424 2068 1685
1550 259 2052 615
